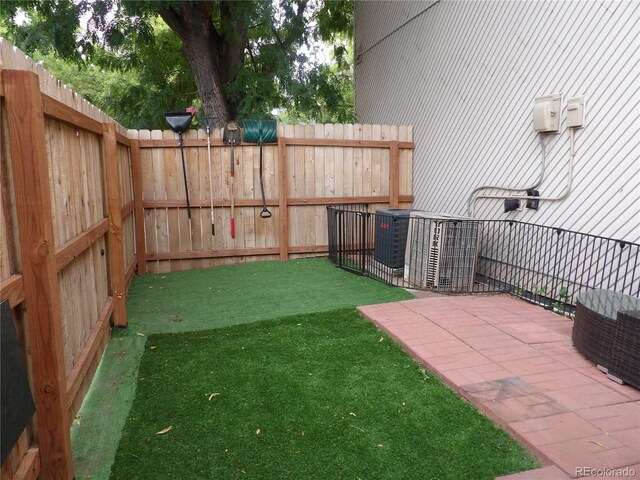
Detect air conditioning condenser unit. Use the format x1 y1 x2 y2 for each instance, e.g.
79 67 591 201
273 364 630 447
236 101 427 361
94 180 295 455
404 212 481 291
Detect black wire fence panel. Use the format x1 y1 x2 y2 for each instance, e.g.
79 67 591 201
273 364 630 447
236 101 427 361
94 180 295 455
327 207 640 315
326 204 372 274
476 221 640 314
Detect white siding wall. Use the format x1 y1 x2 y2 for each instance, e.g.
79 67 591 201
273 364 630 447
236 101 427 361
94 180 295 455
355 0 639 243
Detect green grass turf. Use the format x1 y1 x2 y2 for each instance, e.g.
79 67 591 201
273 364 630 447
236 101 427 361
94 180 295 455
122 258 414 334
110 308 539 479
72 258 413 479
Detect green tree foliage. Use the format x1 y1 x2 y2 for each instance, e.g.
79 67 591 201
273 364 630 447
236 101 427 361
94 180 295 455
0 0 354 128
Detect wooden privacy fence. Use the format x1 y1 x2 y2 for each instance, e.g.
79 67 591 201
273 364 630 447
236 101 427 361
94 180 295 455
132 124 413 273
1 41 135 480
0 39 413 480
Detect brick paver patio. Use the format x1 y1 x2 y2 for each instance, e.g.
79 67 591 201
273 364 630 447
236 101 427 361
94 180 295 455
358 295 640 479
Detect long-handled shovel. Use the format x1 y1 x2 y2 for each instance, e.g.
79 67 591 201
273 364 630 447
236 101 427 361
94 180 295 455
242 119 277 219
165 110 195 221
199 116 217 237
223 122 242 238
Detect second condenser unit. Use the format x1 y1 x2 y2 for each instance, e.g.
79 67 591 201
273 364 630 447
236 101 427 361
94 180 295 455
404 212 481 291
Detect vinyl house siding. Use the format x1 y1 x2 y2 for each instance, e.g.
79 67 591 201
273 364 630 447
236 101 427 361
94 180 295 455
354 0 639 243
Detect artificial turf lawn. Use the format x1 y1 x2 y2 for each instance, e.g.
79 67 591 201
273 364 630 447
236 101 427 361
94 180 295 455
110 308 539 479
72 258 413 479
123 258 415 334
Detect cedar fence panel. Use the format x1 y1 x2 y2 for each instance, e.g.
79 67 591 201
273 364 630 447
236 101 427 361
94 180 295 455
1 40 136 479
131 124 414 272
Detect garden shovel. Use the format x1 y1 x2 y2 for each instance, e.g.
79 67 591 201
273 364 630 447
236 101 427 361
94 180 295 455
242 119 277 219
223 121 242 238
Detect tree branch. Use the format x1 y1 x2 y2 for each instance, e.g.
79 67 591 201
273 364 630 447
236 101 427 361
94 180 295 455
281 0 308 50
157 5 189 41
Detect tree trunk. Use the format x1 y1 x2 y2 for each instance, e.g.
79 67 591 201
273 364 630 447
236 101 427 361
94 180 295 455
181 34 230 127
159 2 245 128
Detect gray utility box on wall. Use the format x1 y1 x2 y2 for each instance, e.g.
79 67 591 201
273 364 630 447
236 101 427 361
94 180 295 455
374 209 414 270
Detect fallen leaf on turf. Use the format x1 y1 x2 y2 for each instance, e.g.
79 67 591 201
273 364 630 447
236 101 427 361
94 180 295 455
379 337 384 342
378 444 384 447
150 346 157 349
208 392 220 401
156 426 172 435
136 332 145 337
349 412 357 416
256 429 261 435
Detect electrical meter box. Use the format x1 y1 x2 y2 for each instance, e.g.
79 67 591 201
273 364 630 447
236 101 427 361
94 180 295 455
566 96 585 128
533 94 562 132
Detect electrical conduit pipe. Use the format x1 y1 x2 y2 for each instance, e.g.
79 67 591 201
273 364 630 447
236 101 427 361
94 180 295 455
469 129 576 217
466 136 547 216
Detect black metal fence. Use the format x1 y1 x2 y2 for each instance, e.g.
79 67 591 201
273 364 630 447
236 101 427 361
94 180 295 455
327 204 371 275
327 205 640 315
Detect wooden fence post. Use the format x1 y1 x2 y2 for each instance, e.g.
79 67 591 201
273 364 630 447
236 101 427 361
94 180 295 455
389 142 400 208
278 137 289 261
102 123 127 327
2 69 74 479
130 138 147 274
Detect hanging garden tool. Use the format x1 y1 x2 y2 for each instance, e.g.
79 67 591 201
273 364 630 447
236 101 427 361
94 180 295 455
199 116 217 237
223 121 242 238
165 108 195 220
242 119 277 219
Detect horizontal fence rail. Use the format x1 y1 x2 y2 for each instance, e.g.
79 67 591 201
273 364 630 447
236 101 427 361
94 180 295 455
1 39 136 479
132 124 414 274
327 206 640 315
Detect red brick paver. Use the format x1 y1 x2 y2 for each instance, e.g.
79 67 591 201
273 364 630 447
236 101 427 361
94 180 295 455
358 295 640 479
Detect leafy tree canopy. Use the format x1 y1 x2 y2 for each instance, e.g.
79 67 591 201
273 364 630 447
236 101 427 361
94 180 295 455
0 0 354 129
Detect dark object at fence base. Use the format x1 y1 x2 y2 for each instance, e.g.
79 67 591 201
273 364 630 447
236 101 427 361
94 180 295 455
1 300 36 463
573 289 640 389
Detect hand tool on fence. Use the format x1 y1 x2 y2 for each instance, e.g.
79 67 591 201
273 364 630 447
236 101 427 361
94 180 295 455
165 109 195 221
223 121 242 238
199 116 217 237
242 119 277 219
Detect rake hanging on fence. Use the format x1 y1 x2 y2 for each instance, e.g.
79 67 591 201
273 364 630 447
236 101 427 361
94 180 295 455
199 116 218 237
